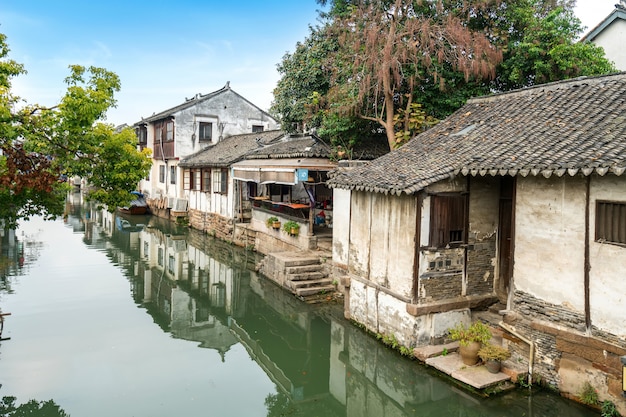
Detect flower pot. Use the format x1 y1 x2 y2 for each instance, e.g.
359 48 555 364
459 341 481 366
290 227 298 236
272 221 281 229
484 359 501 374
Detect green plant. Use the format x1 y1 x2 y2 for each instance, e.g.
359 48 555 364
578 381 599 406
478 344 511 362
283 220 300 235
601 400 620 417
441 348 448 356
448 321 492 347
266 216 279 228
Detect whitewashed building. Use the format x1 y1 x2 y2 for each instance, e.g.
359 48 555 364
328 73 626 412
134 82 278 215
582 1 626 70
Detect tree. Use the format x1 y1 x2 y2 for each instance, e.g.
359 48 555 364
274 0 615 152
0 34 152 228
491 1 615 90
324 0 503 150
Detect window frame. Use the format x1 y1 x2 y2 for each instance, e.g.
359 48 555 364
595 200 626 246
199 122 212 142
213 168 228 194
428 193 468 248
159 165 166 183
170 166 176 185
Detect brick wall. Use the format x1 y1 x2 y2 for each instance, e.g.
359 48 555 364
465 236 496 296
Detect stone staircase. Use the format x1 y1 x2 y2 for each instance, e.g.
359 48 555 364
258 251 335 303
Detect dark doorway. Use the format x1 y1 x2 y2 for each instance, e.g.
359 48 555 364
497 176 515 303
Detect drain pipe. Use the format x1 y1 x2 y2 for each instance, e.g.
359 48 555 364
499 321 535 387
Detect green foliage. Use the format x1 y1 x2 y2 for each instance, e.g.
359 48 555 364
0 34 151 227
601 400 620 417
266 216 279 228
478 344 511 362
0 396 69 417
393 102 439 148
282 220 300 235
277 0 615 151
448 321 492 347
578 381 599 406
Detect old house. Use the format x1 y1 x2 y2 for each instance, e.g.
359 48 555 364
328 73 626 409
582 0 626 70
134 82 278 216
231 134 337 254
177 130 286 242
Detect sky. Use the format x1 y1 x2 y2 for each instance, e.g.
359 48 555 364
0 0 620 127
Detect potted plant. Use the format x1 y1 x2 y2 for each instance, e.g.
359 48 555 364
266 216 280 230
478 343 511 373
448 321 492 365
282 220 300 236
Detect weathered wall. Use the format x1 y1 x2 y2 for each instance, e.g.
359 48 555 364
588 174 626 337
590 17 626 71
514 175 586 312
332 188 351 269
348 191 417 297
508 174 626 414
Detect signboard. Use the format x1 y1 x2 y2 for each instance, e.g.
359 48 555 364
297 169 309 182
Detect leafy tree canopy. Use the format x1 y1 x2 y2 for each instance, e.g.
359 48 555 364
0 33 152 228
272 0 615 152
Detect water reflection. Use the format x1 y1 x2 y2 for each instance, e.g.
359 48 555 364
0 194 596 417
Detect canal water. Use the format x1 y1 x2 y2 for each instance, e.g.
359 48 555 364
0 196 598 416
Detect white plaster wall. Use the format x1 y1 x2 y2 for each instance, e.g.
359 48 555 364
592 19 626 71
589 175 626 337
514 175 586 311
348 191 416 296
332 188 351 268
348 192 373 278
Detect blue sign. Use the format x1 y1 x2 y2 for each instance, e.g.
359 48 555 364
297 169 309 182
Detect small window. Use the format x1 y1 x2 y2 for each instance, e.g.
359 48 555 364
166 121 174 141
170 166 176 185
199 122 212 141
159 166 166 183
168 255 175 274
429 194 467 248
187 169 200 191
596 201 626 245
202 169 211 192
158 247 164 266
213 169 228 194
136 125 147 145
252 125 264 133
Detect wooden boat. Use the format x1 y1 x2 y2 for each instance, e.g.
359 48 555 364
118 191 149 215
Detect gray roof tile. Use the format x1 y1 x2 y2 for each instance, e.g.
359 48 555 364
328 72 626 194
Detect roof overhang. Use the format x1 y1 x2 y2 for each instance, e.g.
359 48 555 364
231 158 337 185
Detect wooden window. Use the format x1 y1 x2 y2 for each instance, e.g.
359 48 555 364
136 125 147 145
252 125 264 133
159 165 165 183
213 169 228 194
166 121 174 141
429 194 467 248
199 122 212 141
202 169 211 192
170 166 176 185
596 201 626 245
183 169 190 190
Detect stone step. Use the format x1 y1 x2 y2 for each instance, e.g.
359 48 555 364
286 264 323 274
290 278 334 290
295 285 336 297
287 271 326 281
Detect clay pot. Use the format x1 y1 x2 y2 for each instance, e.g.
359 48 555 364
484 359 501 374
459 341 481 366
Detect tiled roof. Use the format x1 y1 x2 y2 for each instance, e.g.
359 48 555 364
244 134 332 159
135 82 273 124
178 130 286 168
328 72 626 195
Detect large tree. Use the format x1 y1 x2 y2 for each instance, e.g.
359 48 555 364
327 0 502 150
274 0 615 152
0 34 152 228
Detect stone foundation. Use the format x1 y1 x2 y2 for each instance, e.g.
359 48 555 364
507 291 626 414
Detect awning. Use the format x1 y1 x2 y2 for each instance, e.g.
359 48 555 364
231 158 337 185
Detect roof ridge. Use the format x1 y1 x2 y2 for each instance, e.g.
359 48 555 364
468 72 626 104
